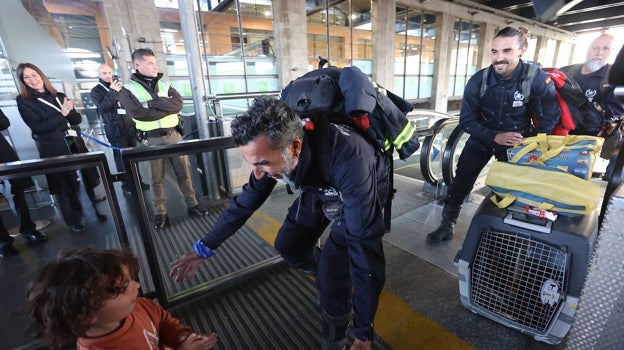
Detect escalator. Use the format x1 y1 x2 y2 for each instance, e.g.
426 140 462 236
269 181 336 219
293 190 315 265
416 114 493 196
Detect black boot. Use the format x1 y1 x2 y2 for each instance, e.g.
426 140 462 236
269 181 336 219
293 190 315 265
426 204 461 242
321 309 351 350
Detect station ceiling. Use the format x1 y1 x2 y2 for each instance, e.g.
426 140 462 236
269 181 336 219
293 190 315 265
473 0 624 33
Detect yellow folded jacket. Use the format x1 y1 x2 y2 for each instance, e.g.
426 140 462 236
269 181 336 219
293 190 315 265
485 161 600 216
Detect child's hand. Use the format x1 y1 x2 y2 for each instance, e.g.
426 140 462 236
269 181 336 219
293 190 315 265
177 332 218 350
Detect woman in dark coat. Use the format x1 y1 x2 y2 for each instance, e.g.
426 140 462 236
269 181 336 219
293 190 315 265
0 108 48 257
15 63 88 232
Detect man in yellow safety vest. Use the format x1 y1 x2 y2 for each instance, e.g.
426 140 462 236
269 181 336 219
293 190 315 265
118 48 207 230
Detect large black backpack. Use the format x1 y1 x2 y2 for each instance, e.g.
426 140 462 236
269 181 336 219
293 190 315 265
545 67 605 135
280 63 419 231
281 66 345 121
281 64 419 160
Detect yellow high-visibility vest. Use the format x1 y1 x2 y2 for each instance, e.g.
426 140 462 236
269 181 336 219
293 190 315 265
124 79 179 131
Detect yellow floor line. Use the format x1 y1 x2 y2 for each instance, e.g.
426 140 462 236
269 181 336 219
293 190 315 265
375 289 473 350
248 209 473 350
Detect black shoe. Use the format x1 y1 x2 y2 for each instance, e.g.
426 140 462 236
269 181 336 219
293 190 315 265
21 230 48 242
90 195 106 203
188 205 208 218
154 214 170 230
141 182 150 191
96 213 108 222
0 244 19 258
321 310 351 350
121 184 133 195
70 224 86 232
426 224 454 242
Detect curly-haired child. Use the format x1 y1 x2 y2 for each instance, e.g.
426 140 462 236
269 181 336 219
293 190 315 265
26 247 218 349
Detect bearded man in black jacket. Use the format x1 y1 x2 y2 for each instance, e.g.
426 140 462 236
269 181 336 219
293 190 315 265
170 96 390 350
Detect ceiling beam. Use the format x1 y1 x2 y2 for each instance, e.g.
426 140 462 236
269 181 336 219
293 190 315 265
487 0 533 11
557 16 624 33
556 5 624 25
565 0 623 11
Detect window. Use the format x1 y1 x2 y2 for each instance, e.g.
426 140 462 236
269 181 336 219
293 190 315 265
524 34 538 63
555 41 573 68
542 39 557 67
156 0 277 95
393 8 437 100
448 19 479 97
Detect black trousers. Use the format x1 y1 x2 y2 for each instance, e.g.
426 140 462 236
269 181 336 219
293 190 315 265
55 192 83 227
446 136 509 207
0 180 37 245
274 186 387 341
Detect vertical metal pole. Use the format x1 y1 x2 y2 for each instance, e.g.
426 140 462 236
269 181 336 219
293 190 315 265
235 0 250 92
178 0 220 200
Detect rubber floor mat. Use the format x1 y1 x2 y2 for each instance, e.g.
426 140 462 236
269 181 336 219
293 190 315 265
168 263 393 350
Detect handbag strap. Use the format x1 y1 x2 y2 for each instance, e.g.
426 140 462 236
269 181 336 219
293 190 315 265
519 134 599 163
510 141 540 163
490 193 517 208
490 193 557 211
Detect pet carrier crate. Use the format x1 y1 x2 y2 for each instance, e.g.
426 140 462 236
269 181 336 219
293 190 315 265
457 199 598 345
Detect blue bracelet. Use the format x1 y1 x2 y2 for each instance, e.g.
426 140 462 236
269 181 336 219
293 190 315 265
193 240 216 259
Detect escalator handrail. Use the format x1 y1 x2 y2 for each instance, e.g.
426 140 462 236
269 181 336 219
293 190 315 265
441 126 466 186
419 116 459 185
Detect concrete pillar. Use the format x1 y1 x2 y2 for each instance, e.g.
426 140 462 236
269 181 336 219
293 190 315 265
101 0 130 79
101 0 165 81
568 43 578 66
272 0 308 87
431 13 454 113
552 40 562 68
21 0 64 47
534 36 548 65
371 0 395 88
479 22 495 70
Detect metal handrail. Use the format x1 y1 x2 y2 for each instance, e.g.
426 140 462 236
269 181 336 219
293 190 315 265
0 152 129 247
418 117 460 185
441 125 467 185
210 91 281 100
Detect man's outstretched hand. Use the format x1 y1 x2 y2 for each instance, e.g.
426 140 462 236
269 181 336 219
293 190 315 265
170 251 204 282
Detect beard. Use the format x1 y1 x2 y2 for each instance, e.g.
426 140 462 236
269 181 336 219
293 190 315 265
492 60 515 79
585 57 606 72
273 152 299 185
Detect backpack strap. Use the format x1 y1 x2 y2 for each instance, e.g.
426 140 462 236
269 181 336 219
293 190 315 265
521 63 540 104
479 63 539 102
564 64 583 79
479 67 489 98
601 64 612 95
306 117 333 185
563 63 610 94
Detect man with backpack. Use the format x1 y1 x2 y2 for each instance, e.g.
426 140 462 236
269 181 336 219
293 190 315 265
426 26 561 242
170 95 390 350
560 34 624 180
